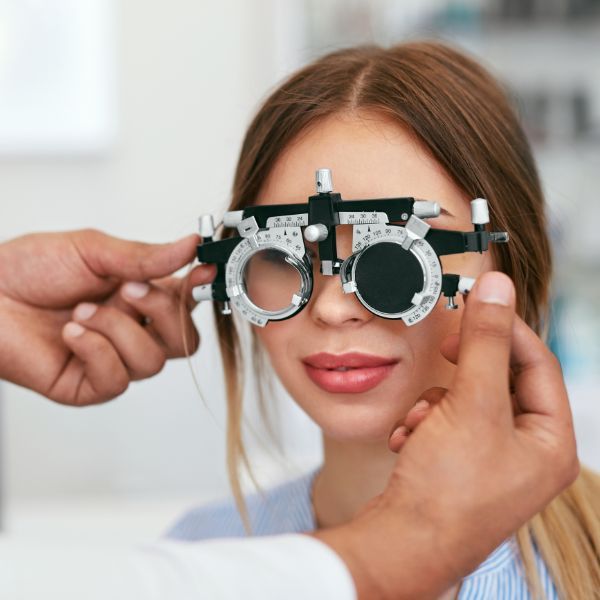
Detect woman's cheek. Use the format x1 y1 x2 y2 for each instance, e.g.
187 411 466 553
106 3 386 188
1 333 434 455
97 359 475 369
254 322 297 379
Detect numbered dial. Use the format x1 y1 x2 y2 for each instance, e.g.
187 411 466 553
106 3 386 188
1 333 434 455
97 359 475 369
225 226 312 327
340 224 442 325
265 213 308 228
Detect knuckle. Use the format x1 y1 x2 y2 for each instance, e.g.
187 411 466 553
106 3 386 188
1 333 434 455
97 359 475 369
543 432 579 489
78 227 102 239
111 374 130 396
77 228 106 249
87 332 108 355
546 351 562 373
155 289 178 312
187 329 201 354
568 456 581 485
558 441 580 487
135 249 155 281
148 351 167 375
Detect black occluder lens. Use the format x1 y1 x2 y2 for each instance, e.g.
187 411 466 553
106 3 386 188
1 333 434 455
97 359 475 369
354 242 424 315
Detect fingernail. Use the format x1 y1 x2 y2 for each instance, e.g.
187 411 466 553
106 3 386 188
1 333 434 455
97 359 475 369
414 399 429 410
122 282 150 299
475 272 514 307
64 322 86 337
73 303 98 321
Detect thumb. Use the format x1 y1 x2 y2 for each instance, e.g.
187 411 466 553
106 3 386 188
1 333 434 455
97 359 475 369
453 271 516 411
440 333 460 365
74 230 200 282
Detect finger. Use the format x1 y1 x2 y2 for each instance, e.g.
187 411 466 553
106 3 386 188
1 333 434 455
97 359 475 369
454 271 516 403
418 386 447 406
74 230 200 282
72 303 166 379
402 388 447 432
439 333 460 365
119 280 199 357
388 390 444 453
188 263 218 290
60 322 130 405
388 426 410 453
509 315 568 420
104 262 216 325
152 263 218 312
441 318 563 419
103 287 144 322
404 400 430 431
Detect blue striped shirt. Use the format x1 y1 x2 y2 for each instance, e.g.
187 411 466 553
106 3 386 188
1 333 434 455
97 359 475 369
165 469 558 599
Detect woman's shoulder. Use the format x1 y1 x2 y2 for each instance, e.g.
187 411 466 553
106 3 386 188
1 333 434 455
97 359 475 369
459 536 559 599
164 469 318 541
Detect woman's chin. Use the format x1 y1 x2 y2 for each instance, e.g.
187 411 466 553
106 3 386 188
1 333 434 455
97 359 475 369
308 405 408 445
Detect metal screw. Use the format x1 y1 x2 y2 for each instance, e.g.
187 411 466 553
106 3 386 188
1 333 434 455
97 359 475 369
445 296 459 310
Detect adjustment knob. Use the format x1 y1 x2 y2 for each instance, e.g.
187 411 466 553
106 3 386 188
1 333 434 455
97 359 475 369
304 223 328 242
471 198 490 225
315 169 333 193
458 276 476 295
413 201 440 219
199 215 215 238
192 284 213 302
223 210 244 228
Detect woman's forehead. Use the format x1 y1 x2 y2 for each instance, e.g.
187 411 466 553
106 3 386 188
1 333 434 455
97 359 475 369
254 112 471 222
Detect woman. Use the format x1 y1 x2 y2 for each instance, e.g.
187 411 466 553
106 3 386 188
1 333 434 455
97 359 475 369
167 42 600 599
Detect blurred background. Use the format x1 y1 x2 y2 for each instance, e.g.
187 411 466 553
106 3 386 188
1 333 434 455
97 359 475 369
0 0 598 555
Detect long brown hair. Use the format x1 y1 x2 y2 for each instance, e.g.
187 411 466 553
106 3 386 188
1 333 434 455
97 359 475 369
212 41 600 599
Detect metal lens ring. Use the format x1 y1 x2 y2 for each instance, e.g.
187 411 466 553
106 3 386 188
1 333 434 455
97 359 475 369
224 227 313 326
342 224 442 325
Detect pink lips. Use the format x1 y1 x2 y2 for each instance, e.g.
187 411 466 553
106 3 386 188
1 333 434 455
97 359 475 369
302 352 399 393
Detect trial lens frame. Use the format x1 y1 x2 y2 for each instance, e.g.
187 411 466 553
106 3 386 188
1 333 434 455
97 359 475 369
192 169 509 327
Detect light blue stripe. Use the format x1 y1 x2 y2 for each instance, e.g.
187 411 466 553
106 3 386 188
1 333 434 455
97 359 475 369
165 469 559 598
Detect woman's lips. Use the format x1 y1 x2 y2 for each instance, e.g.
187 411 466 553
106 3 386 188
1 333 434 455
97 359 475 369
302 352 399 394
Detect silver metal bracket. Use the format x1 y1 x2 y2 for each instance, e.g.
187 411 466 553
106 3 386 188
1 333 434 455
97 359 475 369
237 216 260 249
401 215 431 250
490 232 510 243
342 280 357 294
321 259 342 276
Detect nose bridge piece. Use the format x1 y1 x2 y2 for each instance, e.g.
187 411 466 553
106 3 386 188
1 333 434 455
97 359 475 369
308 167 344 277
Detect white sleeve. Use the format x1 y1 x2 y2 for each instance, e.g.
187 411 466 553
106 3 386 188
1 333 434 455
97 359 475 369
0 533 357 600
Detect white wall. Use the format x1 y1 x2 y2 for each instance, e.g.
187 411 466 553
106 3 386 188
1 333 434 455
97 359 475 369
0 0 321 507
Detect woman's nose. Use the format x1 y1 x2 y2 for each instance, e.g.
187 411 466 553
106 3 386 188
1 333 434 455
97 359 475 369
309 272 373 327
308 226 373 327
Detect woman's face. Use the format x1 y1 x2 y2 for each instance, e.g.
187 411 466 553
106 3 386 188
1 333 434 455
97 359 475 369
252 112 494 443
